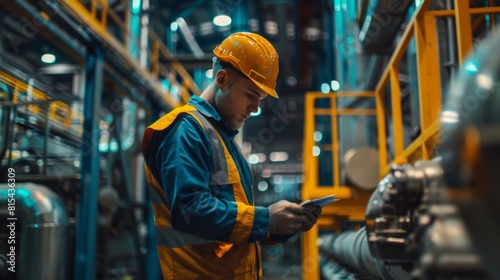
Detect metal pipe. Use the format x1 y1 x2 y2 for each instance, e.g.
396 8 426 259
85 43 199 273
445 0 458 80
320 228 412 280
74 44 103 280
0 183 70 279
43 101 50 175
358 0 413 51
112 116 146 278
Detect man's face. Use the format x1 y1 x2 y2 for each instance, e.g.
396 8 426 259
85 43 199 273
215 70 267 131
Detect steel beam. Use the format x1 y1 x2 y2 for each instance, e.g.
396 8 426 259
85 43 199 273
75 44 103 280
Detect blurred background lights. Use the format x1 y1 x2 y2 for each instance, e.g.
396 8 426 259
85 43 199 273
314 131 323 142
331 80 340 91
41 53 56 64
248 154 259 164
205 69 213 79
441 110 459 124
170 21 178 31
312 146 321 156
261 169 271 178
465 60 479 73
132 0 141 10
257 181 268 192
269 151 288 162
213 15 232 27
273 175 283 184
248 153 266 164
321 82 330 93
274 184 284 193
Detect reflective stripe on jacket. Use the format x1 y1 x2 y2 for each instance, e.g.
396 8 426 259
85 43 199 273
142 102 265 279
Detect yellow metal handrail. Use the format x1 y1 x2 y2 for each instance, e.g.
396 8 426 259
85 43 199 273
375 0 500 175
302 91 376 202
0 70 83 134
301 91 376 279
55 0 201 108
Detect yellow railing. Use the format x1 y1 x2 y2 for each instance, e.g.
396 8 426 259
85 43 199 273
301 91 376 278
301 0 500 279
302 91 376 202
55 0 201 108
0 70 83 134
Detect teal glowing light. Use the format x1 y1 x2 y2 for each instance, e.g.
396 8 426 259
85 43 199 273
464 60 479 74
132 0 141 12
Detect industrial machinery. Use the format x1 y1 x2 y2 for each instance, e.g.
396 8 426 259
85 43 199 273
317 13 500 280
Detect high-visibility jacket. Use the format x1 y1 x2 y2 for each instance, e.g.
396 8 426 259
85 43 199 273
142 96 273 279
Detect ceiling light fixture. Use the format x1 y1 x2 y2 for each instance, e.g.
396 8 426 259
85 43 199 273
205 69 213 79
213 15 232 27
321 83 330 93
41 53 56 64
331 80 340 91
170 21 178 31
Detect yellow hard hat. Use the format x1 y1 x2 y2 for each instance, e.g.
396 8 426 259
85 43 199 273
213 32 280 98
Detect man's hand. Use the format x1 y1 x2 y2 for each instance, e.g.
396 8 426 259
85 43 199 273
299 204 322 231
268 200 306 235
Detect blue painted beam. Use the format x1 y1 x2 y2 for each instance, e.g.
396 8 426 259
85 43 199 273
145 106 162 280
75 45 103 280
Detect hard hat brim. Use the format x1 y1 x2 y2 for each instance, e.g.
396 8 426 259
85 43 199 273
248 77 279 99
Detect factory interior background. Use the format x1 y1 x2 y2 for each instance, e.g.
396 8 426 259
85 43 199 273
1 0 500 279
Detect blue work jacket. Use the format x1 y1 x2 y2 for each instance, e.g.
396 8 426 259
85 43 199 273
142 96 274 279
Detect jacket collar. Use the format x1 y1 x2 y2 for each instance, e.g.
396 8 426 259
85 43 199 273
188 95 239 138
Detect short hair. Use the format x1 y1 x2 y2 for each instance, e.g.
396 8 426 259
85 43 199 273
213 58 247 80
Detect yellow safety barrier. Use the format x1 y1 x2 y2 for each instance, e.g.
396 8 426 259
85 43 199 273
0 70 83 134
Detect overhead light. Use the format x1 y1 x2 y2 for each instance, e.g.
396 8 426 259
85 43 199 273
132 0 141 11
264 21 278 35
257 181 268 192
41 53 56 64
170 21 178 31
441 110 459 124
464 60 479 74
248 153 266 164
314 131 323 142
213 15 232 27
331 80 340 91
205 69 213 79
269 151 289 162
312 146 321 156
321 83 330 93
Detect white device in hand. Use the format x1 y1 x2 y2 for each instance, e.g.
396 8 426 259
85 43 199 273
300 194 339 208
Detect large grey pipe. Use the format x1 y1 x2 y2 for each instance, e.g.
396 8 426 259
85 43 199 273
0 183 70 280
320 227 411 279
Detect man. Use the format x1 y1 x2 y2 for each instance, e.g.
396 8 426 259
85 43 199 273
142 32 321 279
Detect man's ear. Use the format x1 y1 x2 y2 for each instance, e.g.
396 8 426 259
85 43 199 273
216 69 229 90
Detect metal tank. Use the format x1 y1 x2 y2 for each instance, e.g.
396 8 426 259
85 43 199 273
341 147 380 190
0 183 70 280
